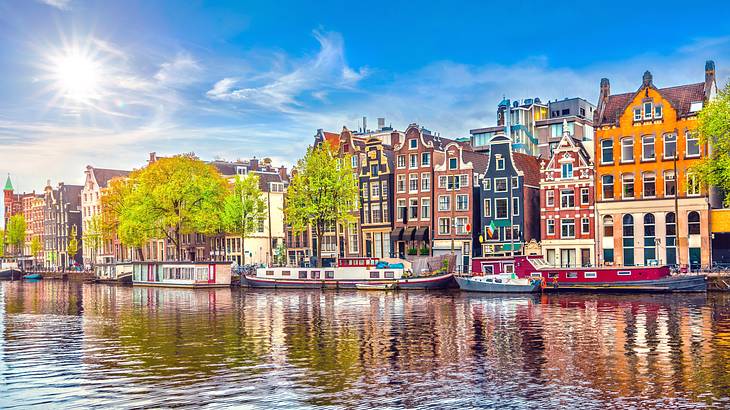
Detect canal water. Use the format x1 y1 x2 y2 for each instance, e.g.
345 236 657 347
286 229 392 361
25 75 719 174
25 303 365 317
1 281 729 409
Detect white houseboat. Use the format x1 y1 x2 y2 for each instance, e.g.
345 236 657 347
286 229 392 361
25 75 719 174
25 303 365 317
132 261 232 288
93 263 134 283
243 257 455 290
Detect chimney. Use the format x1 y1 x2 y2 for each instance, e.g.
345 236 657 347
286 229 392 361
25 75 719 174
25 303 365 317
278 166 288 181
249 157 259 171
705 60 716 98
362 116 367 132
600 78 610 98
377 117 385 130
642 70 653 88
148 152 157 163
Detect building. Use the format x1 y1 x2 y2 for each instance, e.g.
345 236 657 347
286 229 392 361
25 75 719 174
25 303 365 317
594 62 717 269
358 136 395 258
475 134 541 257
471 98 549 156
539 122 596 267
3 175 23 228
22 193 45 265
432 142 488 272
535 97 595 159
81 166 131 265
337 127 367 259
43 181 83 268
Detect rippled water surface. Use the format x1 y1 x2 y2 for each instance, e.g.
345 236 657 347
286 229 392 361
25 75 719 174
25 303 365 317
2 281 730 408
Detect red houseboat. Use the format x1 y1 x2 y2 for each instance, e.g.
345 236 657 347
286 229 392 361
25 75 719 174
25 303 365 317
470 255 706 292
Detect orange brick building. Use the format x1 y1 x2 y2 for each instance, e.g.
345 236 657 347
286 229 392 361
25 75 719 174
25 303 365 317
594 61 717 269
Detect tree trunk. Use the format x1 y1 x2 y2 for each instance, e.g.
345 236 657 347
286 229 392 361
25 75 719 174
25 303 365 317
316 232 324 268
137 247 144 261
241 234 246 266
175 229 181 262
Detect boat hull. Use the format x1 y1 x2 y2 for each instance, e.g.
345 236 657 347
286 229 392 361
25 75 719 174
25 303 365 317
0 269 22 280
242 272 455 290
22 273 43 280
455 276 540 293
544 275 707 293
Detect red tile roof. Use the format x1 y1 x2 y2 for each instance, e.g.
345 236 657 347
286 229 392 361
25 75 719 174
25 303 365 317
597 83 705 125
512 153 541 187
323 132 340 149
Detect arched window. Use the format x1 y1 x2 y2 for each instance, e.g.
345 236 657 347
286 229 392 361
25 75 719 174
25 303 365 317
688 211 701 235
603 215 614 237
666 212 677 265
644 213 656 264
623 214 635 266
623 214 634 237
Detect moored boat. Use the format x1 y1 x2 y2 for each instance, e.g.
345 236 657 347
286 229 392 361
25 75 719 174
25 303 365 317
22 273 43 280
471 255 706 292
355 283 397 291
132 261 232 288
0 268 23 280
455 273 541 293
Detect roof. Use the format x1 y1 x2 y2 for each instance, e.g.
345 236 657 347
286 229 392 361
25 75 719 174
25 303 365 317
512 153 541 187
4 175 12 191
323 132 340 149
92 168 130 188
598 82 705 125
462 150 489 174
253 171 284 192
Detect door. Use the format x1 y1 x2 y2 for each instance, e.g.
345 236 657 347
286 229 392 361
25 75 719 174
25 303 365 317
208 264 216 284
581 249 591 267
689 248 701 270
365 240 373 257
147 264 154 282
561 249 576 267
398 242 405 258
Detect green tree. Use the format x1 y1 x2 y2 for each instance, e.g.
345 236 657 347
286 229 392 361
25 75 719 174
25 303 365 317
112 155 228 261
102 176 148 260
67 224 79 265
0 229 5 257
6 214 26 256
221 173 267 266
285 144 358 267
697 83 730 206
30 236 42 266
83 215 103 266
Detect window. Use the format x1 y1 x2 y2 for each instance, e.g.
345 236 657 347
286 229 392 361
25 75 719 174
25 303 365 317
370 271 380 279
370 164 379 176
603 249 614 264
686 132 700 157
663 133 677 159
546 219 555 235
642 135 655 160
561 163 573 179
421 173 430 191
371 204 381 223
654 105 663 119
438 175 447 188
483 199 491 217
687 173 700 196
644 213 656 264
457 194 469 211
257 219 265 232
326 271 335 279
299 271 307 279
397 199 406 222
633 108 642 121
664 171 676 197
688 211 701 235
512 197 519 216
561 219 575 238
496 158 505 170
421 199 430 219
421 152 431 166
349 222 359 254
455 217 468 234
381 181 388 197
602 175 614 200
584 272 597 279
511 176 519 189
495 178 507 192
666 212 677 265
643 101 653 119
409 139 417 149
546 190 555 207
448 175 460 190
438 218 450 235
560 189 575 208
643 172 656 198
581 217 590 234
351 156 358 168
580 188 590 205
621 138 634 162
397 175 406 192
483 178 491 191
438 195 450 211
461 175 470 188
409 174 418 192
449 158 458 169
601 140 614 163
623 214 635 266
495 198 508 219
397 155 406 168
409 154 418 168
603 215 613 237
371 183 380 198
622 174 634 199
362 205 370 224
409 199 418 220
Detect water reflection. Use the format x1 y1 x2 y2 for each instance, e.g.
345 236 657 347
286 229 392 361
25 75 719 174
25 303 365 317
1 282 730 408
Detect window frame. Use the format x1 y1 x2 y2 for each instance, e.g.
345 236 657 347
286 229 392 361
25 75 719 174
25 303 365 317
642 135 655 161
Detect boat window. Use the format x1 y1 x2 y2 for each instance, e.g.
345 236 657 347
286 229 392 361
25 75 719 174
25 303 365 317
530 273 542 278
370 271 380 279
495 278 502 283
548 272 559 279
503 263 514 274
266 270 274 276
311 271 320 279
584 271 597 279
282 270 291 276
299 271 307 279
385 271 395 279
325 271 335 279
481 264 494 274
617 270 631 276
567 272 578 279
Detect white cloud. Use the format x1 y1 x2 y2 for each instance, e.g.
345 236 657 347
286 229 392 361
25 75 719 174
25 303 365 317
36 0 70 10
154 52 202 86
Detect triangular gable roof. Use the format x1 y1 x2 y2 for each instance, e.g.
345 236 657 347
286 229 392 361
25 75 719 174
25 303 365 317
543 133 592 171
597 82 705 125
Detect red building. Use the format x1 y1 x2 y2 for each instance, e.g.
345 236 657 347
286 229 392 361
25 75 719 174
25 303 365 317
539 122 596 267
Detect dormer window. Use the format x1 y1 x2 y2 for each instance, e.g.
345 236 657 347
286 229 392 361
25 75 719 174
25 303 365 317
643 102 653 120
654 105 663 119
690 101 703 113
561 163 573 179
409 139 417 149
236 166 247 175
633 108 642 121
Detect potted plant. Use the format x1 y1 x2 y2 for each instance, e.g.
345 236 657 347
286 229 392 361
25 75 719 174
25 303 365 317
419 246 429 256
407 247 418 255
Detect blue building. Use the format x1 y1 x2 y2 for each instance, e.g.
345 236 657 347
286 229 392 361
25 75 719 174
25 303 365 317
474 135 541 257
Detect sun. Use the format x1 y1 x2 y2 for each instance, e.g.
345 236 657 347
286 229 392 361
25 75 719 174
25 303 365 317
49 47 103 103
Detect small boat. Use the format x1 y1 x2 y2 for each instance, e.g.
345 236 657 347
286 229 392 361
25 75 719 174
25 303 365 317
0 268 23 280
356 283 397 291
22 273 43 280
455 274 541 293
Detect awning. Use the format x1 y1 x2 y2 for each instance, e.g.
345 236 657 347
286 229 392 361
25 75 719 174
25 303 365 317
414 227 430 242
390 227 404 241
502 243 521 251
403 227 416 241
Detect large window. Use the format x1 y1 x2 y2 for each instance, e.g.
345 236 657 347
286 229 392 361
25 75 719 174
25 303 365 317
546 219 555 235
409 199 418 220
495 178 507 192
409 154 418 168
495 198 508 219
643 172 656 198
666 212 677 265
455 217 468 235
438 218 450 235
348 222 359 254
421 199 430 220
397 175 406 192
642 135 655 160
512 197 519 216
623 214 635 266
560 189 575 208
561 163 573 179
663 133 676 159
621 138 634 162
664 171 676 197
644 213 656 264
546 190 555 206
688 211 701 235
371 183 380 198
438 195 450 211
397 155 406 168
457 194 469 211
409 174 418 192
561 219 575 238
371 204 382 224
421 152 431 166
622 173 634 199
686 132 700 157
602 175 614 200
603 215 613 237
601 139 614 163
397 199 406 222
447 175 461 190
421 173 430 191
643 102 653 120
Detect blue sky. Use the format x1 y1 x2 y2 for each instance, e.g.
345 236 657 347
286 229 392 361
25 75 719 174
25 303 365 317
1 0 729 208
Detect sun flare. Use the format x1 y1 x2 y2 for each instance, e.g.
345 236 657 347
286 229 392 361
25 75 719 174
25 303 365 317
49 48 103 102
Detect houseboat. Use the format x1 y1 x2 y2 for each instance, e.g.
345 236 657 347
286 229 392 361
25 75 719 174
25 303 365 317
243 257 455 290
132 261 232 288
471 255 706 292
455 273 542 293
93 263 133 283
0 259 22 280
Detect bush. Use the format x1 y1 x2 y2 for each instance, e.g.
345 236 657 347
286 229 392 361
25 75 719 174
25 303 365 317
419 246 429 255
407 247 418 255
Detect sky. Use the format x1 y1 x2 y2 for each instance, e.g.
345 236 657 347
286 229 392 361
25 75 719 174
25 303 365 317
1 0 730 224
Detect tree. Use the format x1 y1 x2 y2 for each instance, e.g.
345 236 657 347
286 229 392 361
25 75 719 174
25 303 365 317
221 173 267 266
102 176 148 260
6 214 26 256
0 229 5 257
68 224 79 265
108 155 228 261
83 215 104 266
697 83 730 205
285 144 358 267
30 236 42 266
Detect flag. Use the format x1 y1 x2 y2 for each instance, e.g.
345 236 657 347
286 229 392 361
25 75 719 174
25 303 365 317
486 220 496 238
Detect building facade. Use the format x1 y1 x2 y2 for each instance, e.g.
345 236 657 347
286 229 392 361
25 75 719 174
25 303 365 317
81 166 130 265
594 62 717 269
539 124 596 267
535 97 595 159
43 181 83 268
471 98 549 156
